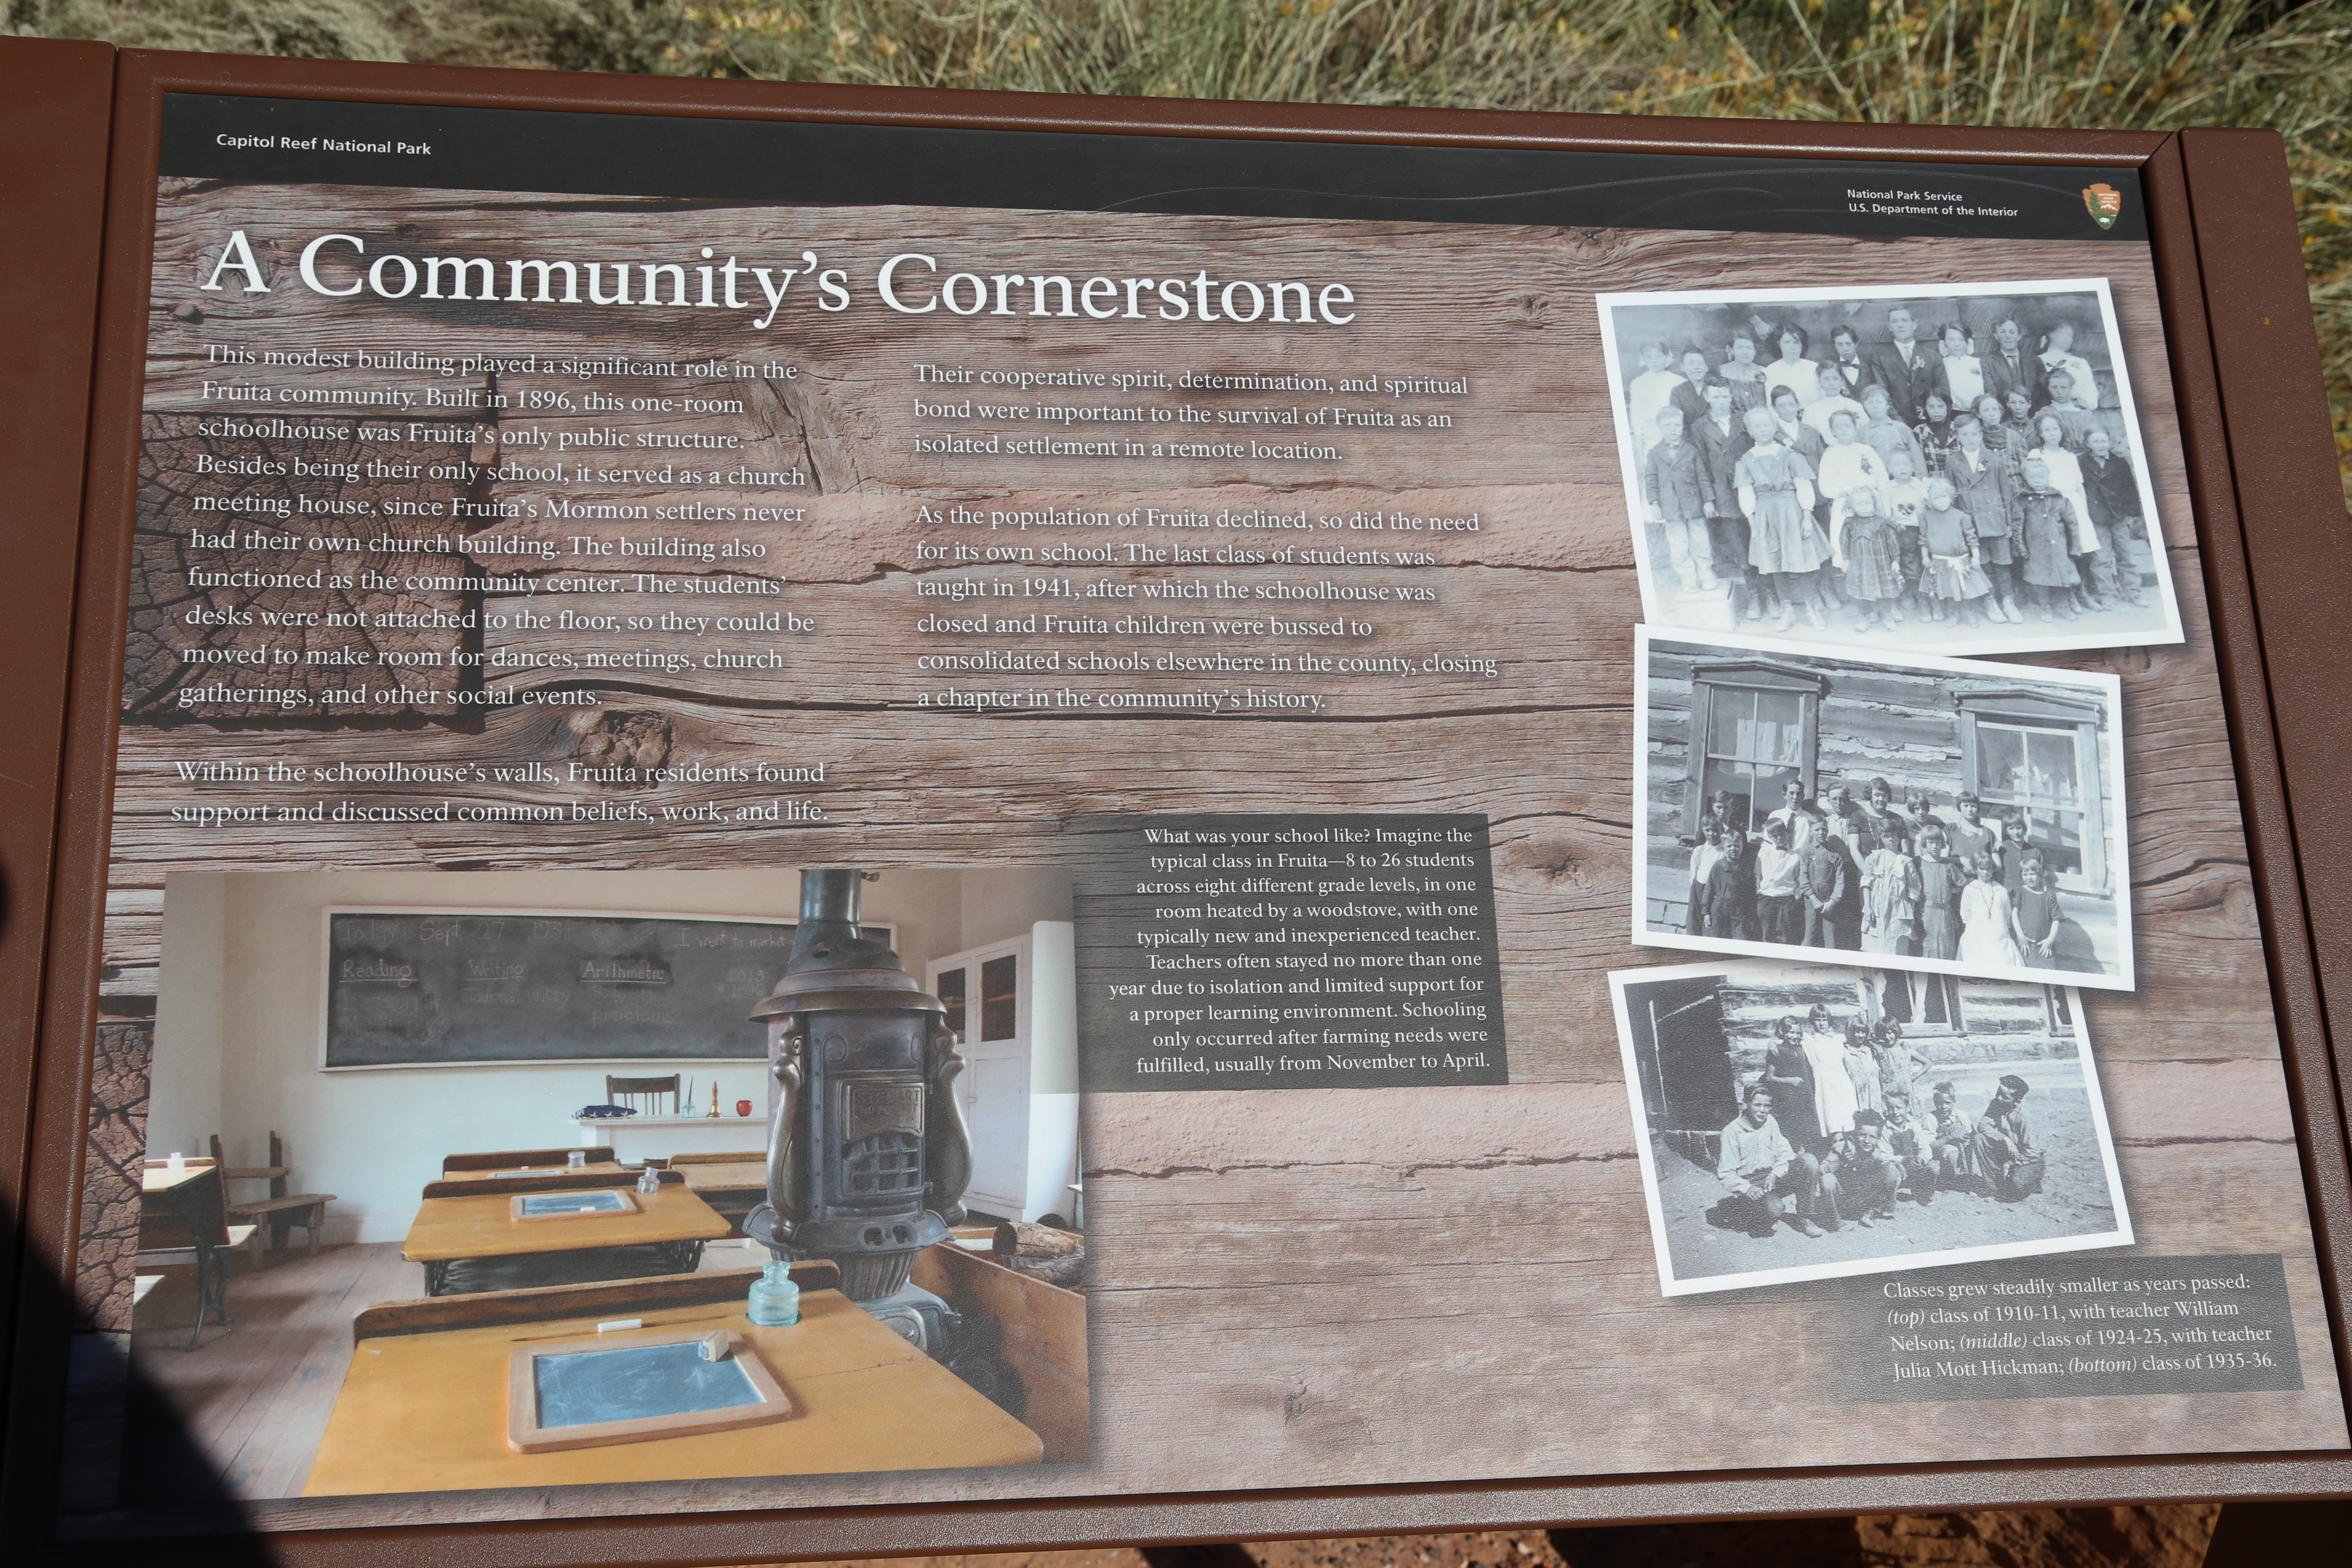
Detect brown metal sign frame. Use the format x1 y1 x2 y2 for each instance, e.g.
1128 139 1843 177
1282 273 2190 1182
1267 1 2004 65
2 37 2348 1565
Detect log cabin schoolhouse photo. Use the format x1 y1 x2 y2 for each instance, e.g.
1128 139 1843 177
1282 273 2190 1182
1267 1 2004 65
1639 633 2127 984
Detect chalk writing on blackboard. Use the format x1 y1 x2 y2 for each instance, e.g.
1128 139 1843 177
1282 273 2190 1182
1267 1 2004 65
320 908 887 1069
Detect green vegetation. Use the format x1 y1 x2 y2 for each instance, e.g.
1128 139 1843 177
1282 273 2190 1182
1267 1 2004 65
16 0 2352 493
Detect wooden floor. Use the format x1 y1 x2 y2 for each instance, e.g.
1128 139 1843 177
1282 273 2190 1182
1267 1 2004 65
131 1236 772 1502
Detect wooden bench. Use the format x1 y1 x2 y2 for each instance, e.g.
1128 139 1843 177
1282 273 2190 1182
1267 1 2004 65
349 1259 841 1341
212 1132 334 1263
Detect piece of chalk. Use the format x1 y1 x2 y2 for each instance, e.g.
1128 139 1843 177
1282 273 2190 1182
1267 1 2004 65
698 1330 732 1362
594 1318 642 1333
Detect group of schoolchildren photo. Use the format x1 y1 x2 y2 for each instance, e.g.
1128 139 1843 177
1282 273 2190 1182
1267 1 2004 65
1624 297 2156 633
1684 778 2076 973
1712 1004 2045 1240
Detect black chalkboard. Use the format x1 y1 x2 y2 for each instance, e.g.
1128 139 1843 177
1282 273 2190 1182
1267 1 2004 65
321 909 886 1069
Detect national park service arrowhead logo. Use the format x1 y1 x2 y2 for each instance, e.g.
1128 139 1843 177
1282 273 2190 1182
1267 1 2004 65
2082 183 2123 231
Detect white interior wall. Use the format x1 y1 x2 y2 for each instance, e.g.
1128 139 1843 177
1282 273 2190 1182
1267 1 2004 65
151 865 1072 1244
959 865 1073 937
148 873 226 1166
1026 919 1083 1222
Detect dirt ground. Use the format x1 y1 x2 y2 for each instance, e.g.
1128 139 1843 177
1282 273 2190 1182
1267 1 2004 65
1655 1073 2122 1287
751 1507 2222 1568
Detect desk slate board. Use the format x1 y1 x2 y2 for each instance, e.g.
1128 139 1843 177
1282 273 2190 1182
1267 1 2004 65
322 911 883 1068
505 1327 796 1453
517 1190 629 1216
535 1340 763 1429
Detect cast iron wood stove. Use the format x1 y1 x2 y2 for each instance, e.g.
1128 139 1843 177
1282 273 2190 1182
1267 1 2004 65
746 869 973 1353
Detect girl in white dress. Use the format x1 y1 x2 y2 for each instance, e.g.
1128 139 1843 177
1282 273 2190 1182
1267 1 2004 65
1861 824 1921 955
1815 411 1891 547
1958 851 2024 969
1762 323 1822 411
2038 320 2098 412
2026 412 2098 555
1800 1011 1859 1142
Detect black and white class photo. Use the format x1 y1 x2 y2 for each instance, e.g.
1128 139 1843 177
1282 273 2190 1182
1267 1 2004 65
1609 959 2130 1296
1596 279 2184 657
1633 627 2134 992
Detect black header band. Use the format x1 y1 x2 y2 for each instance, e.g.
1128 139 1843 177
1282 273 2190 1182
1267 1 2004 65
162 93 2146 243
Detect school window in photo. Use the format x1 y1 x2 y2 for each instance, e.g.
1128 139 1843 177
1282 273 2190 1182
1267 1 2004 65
1688 657 1822 841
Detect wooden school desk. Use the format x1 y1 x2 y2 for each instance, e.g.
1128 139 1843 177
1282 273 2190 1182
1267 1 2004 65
666 1158 768 1192
667 1159 769 1238
303 1270 1042 1494
138 1159 253 1348
441 1148 621 1177
139 1159 217 1200
401 1183 732 1297
658 1152 766 1241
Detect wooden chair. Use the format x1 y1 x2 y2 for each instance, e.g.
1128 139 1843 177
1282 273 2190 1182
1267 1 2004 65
442 1146 619 1175
213 1132 335 1263
606 1073 681 1115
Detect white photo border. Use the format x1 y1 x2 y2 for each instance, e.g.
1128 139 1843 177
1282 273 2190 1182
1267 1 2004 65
1630 623 2135 992
1595 277 2186 658
1607 956 2134 1297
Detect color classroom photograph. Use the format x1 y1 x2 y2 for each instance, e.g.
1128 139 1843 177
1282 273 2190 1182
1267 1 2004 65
117 864 1088 1504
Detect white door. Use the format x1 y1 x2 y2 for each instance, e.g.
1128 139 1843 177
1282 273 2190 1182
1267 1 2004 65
927 935 1030 1221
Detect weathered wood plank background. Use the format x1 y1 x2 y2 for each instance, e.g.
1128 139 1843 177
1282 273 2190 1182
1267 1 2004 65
69 182 2346 1528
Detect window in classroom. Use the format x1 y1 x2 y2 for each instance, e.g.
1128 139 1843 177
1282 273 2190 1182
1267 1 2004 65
1883 971 1968 1035
1954 689 2109 891
1685 660 1827 838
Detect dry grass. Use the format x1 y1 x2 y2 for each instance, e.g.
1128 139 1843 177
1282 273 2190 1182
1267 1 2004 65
15 0 2352 495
